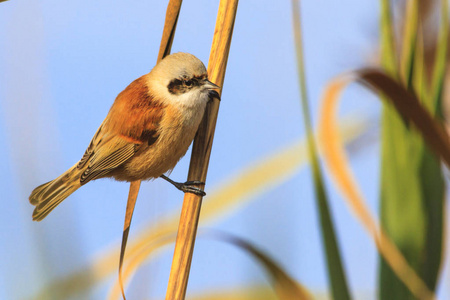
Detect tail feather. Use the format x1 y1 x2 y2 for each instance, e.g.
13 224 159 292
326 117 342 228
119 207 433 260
29 164 82 221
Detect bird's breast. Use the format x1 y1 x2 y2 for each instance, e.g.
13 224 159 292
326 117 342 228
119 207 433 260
116 100 207 181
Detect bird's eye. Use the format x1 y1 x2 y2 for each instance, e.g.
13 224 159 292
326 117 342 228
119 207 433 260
184 79 193 87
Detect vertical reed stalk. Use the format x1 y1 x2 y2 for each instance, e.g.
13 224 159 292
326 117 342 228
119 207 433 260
157 0 183 62
120 0 183 298
165 1 238 299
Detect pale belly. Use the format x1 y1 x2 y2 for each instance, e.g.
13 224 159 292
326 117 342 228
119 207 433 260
110 108 205 182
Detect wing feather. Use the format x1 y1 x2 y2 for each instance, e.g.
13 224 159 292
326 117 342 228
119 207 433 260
79 136 138 185
76 75 165 184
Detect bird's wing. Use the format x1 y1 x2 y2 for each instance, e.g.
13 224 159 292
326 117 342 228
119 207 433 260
78 133 139 184
76 75 166 185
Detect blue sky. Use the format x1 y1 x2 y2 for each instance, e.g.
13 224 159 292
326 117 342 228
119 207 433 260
1 0 448 299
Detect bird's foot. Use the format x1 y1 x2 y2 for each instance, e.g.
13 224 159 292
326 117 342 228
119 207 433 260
160 175 206 196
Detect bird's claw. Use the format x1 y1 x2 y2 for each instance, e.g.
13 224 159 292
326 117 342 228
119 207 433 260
178 181 206 197
160 175 206 196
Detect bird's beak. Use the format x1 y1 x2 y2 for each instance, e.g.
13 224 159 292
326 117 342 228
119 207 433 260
208 89 221 101
204 79 221 101
203 79 220 89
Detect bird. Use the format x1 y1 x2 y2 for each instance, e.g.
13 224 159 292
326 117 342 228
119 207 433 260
29 52 220 221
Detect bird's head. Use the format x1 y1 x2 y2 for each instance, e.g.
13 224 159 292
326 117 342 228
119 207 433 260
148 52 220 107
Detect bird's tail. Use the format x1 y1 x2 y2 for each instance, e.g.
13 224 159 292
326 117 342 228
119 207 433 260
29 164 82 221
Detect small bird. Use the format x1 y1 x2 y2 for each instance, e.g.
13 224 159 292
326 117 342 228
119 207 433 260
29 52 220 221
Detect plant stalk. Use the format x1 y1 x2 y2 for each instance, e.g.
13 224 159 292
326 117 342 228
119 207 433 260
165 0 238 299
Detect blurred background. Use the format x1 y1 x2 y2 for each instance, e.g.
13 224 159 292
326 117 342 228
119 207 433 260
0 0 449 299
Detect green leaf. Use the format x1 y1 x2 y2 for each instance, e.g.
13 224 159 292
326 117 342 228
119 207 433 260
378 1 444 298
400 0 419 89
419 0 448 292
429 0 449 118
319 68 448 300
380 0 397 76
291 1 352 299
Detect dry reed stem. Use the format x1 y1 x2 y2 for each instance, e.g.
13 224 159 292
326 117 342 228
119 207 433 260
118 180 141 299
157 0 183 62
165 0 238 299
120 0 183 298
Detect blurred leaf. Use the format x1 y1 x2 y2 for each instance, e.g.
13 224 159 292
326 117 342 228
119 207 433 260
204 231 313 300
412 30 427 102
359 71 449 296
187 285 279 300
428 0 448 117
361 71 450 161
415 1 449 292
317 69 449 300
291 1 351 299
400 0 419 88
31 116 370 299
380 0 397 75
378 1 447 296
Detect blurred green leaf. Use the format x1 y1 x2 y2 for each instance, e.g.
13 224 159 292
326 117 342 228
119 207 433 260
291 1 352 299
429 0 448 117
418 0 448 292
358 69 450 167
318 68 448 300
400 0 419 89
378 1 446 298
380 0 397 76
